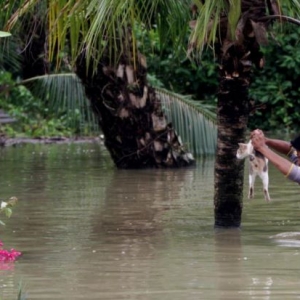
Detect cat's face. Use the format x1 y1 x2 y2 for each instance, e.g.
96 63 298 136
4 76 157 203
236 142 252 159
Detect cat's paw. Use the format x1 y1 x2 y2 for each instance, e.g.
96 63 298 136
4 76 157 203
248 188 254 199
264 190 271 202
249 154 255 161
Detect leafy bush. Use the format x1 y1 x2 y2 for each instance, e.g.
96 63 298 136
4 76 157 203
248 25 300 133
145 25 300 133
2 24 300 137
141 27 218 102
0 197 21 263
0 71 96 137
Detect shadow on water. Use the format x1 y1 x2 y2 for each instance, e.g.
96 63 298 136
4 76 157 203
0 143 300 299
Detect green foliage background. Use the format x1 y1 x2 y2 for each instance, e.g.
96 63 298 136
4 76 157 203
0 71 93 137
249 25 300 133
1 24 300 138
146 25 300 134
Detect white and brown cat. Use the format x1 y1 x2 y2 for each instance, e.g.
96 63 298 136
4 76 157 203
236 141 271 202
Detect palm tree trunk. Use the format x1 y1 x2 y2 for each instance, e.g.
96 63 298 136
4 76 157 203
214 0 268 227
214 69 249 227
76 51 195 169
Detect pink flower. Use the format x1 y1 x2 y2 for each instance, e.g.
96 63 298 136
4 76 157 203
0 240 21 262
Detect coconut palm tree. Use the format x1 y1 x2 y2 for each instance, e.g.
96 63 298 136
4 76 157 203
4 0 300 226
0 1 216 156
189 0 300 227
3 0 198 168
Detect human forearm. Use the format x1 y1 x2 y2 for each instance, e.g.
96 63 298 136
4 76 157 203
265 138 291 155
258 146 293 176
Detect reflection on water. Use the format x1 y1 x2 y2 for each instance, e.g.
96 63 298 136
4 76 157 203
270 232 300 247
0 143 300 299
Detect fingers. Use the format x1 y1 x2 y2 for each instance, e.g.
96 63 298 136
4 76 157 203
250 129 266 151
250 129 264 137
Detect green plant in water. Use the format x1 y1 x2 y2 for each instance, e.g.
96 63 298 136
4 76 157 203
0 196 24 300
0 197 21 265
17 281 27 300
0 196 18 226
1 29 27 300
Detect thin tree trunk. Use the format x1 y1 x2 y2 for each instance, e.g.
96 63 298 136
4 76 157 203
213 0 268 227
76 50 195 169
214 70 249 227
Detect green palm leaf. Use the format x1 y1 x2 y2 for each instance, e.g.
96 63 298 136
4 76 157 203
21 73 98 132
4 0 191 69
0 35 22 73
189 0 300 56
19 72 217 154
155 87 217 155
0 31 11 37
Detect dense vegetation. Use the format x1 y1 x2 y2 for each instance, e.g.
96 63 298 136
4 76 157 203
146 24 300 134
249 25 300 132
0 71 98 138
1 24 300 138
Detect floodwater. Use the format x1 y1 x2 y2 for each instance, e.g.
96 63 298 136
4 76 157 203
0 142 300 300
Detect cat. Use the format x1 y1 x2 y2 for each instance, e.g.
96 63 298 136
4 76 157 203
236 141 271 202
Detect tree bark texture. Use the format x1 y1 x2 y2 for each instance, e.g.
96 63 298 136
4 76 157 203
76 51 195 169
214 0 268 227
214 73 249 228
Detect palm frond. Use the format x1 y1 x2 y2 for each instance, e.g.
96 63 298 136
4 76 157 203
17 281 28 300
155 87 217 155
0 36 22 73
228 0 241 40
262 14 300 26
21 73 98 133
151 0 191 55
189 0 227 55
189 0 300 57
3 0 39 30
0 31 11 37
5 0 191 69
279 0 300 17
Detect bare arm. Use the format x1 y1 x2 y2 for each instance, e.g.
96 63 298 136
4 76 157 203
255 146 293 176
265 138 291 155
251 130 293 176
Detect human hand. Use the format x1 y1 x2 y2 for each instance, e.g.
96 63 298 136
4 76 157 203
250 129 266 151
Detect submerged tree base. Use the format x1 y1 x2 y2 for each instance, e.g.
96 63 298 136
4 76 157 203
76 49 195 169
214 200 242 228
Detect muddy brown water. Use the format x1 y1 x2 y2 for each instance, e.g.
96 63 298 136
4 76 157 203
0 142 300 299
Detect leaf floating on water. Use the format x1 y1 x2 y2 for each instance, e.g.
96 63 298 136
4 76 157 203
4 208 12 218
